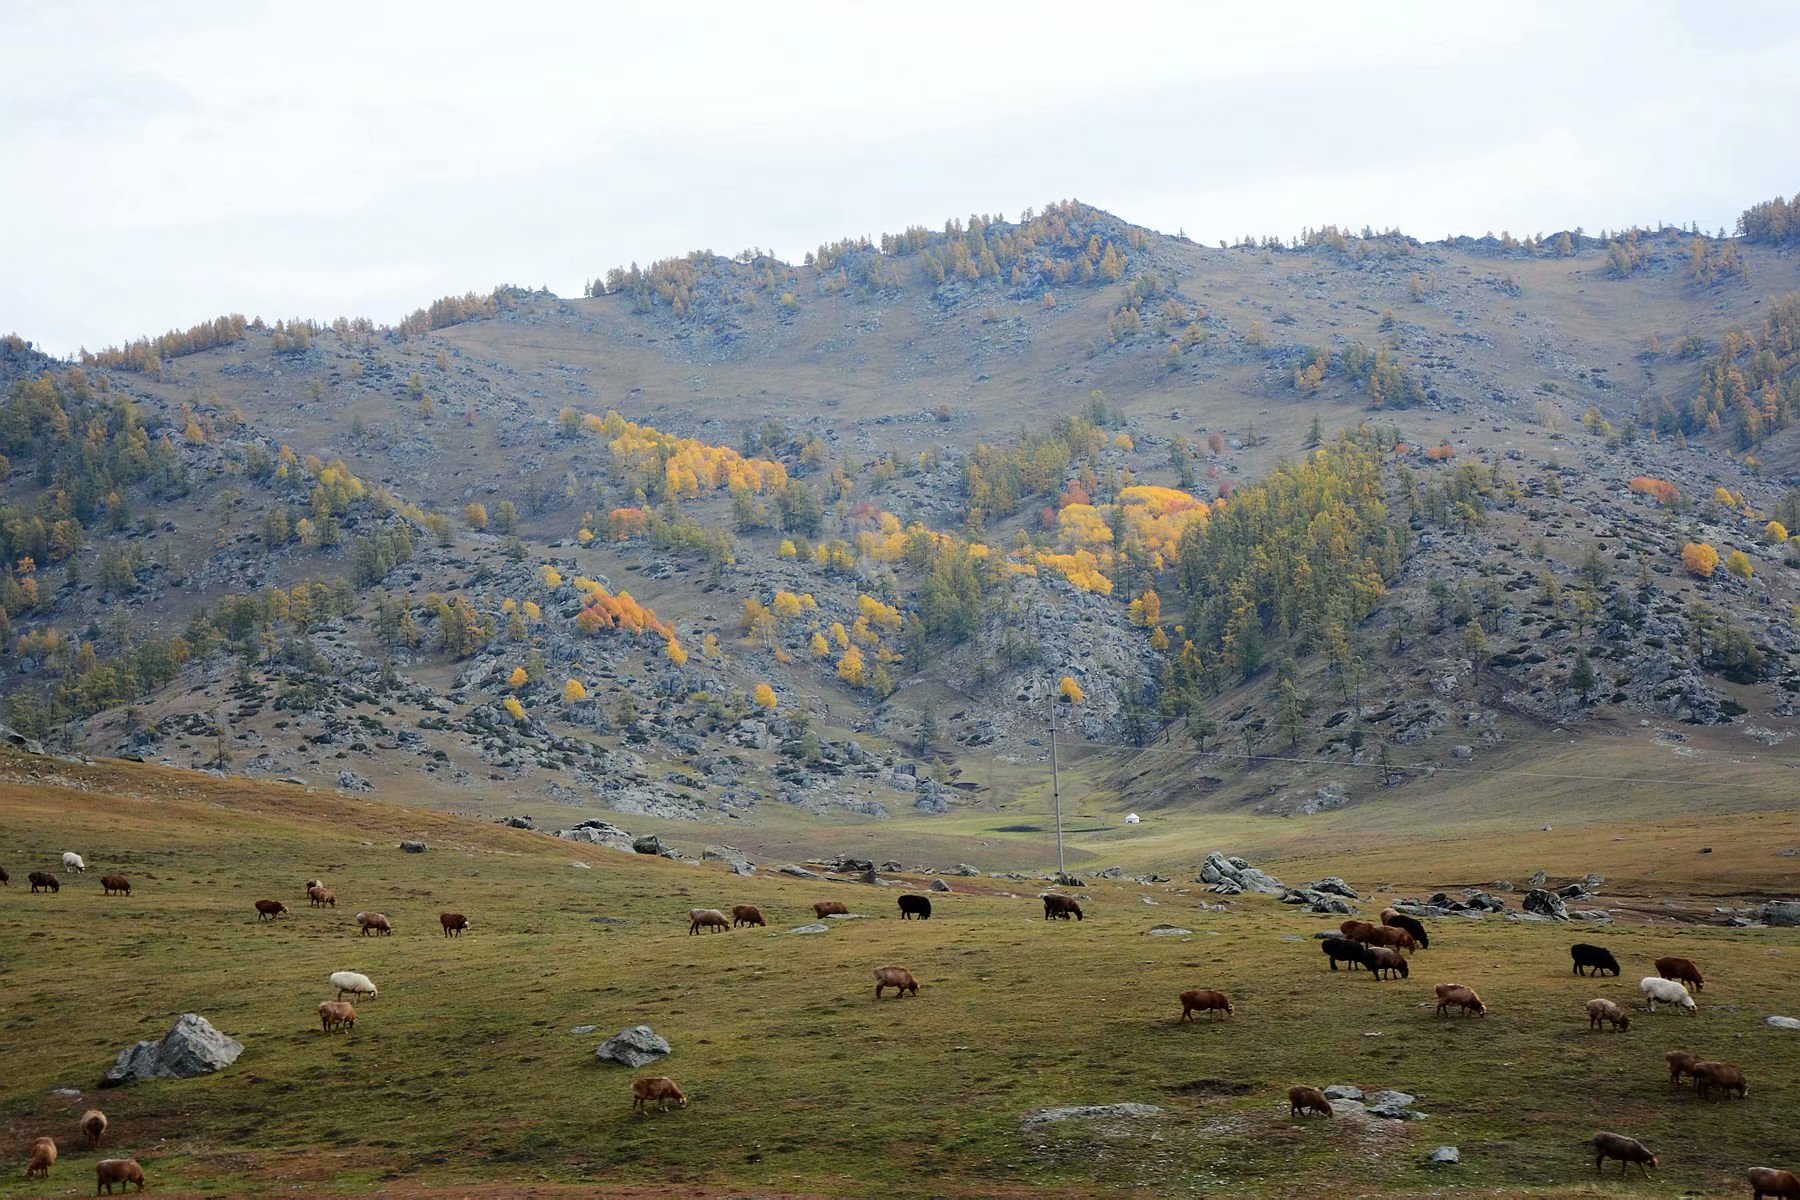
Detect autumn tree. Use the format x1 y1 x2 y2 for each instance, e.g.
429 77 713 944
1681 542 1720 577
752 682 778 710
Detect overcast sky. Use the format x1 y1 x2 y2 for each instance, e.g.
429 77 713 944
5 0 1798 357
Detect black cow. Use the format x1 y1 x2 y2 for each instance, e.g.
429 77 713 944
898 894 932 920
1571 943 1620 977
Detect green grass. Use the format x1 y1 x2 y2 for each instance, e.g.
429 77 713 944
1 755 1797 1197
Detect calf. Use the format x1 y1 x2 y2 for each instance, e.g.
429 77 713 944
898 894 932 921
1365 946 1409 980
730 905 766 928
439 912 471 937
1570 943 1620 977
28 871 59 893
1655 956 1704 992
254 898 287 921
1434 983 1486 1017
874 966 920 998
1320 936 1371 972
1042 893 1083 921
1179 989 1234 1021
100 874 131 896
95 1158 146 1194
1592 1131 1657 1178
1749 1168 1800 1200
1288 1085 1333 1117
687 908 730 935
1692 1060 1749 1100
631 1075 688 1113
1586 998 1630 1032
813 900 849 919
318 1000 357 1033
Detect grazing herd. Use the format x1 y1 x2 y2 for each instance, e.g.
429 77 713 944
21 1113 142 1194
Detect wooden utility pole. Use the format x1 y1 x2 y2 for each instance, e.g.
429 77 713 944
1049 685 1065 877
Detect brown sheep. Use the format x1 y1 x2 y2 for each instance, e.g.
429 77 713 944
1288 1085 1333 1117
308 885 336 908
255 898 287 921
1365 946 1409 980
100 874 131 897
1179 989 1234 1021
1749 1167 1800 1199
1655 956 1704 992
874 966 920 998
355 911 392 936
1366 924 1418 952
318 1001 357 1033
1380 907 1430 948
1339 918 1381 943
28 871 60 893
95 1158 146 1194
687 908 730 935
1665 1049 1699 1086
631 1075 688 1113
730 904 766 928
25 1136 56 1179
79 1110 107 1149
1692 1060 1749 1100
1042 893 1084 921
1586 998 1631 1032
1592 1131 1657 1177
440 912 470 937
813 900 849 919
1434 983 1486 1017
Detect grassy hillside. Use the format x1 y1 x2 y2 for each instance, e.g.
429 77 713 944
1 754 1797 1197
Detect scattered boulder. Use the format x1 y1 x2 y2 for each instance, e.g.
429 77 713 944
336 769 372 792
778 864 824 880
702 846 752 871
1760 901 1800 926
1365 1090 1422 1120
1147 924 1193 937
1308 877 1359 899
1427 1146 1461 1165
556 820 637 853
1322 1085 1364 1101
570 1024 597 1035
593 1025 670 1068
1021 1103 1164 1127
950 863 981 877
497 816 534 830
1765 1015 1800 1031
1522 889 1569 920
102 1014 243 1087
1197 851 1285 894
788 923 831 935
399 840 427 853
929 879 951 893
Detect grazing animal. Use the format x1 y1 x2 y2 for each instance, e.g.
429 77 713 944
1342 919 1414 952
318 1000 357 1033
329 970 377 1001
1380 908 1429 948
28 871 59 893
687 908 730 934
255 898 287 920
25 1136 56 1178
1691 1060 1749 1100
1665 1050 1700 1086
0 866 9 885
62 851 86 873
1179 989 1234 1021
439 912 470 937
813 900 849 919
1320 936 1372 972
1640 976 1696 1013
308 885 336 908
1434 983 1486 1017
1042 893 1084 921
1365 946 1409 980
305 879 322 891
874 966 920 998
730 905 766 928
80 1110 107 1149
898 894 933 920
1592 1131 1658 1178
1570 943 1621 977
1749 1167 1800 1199
631 1075 688 1113
355 911 392 936
100 874 131 896
1339 918 1382 943
1655 956 1704 992
1288 1085 1333 1117
1586 998 1631 1032
95 1158 146 1194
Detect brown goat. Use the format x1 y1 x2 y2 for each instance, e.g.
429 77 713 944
80 1110 107 1149
318 1001 357 1033
356 911 392 936
308 885 336 908
25 1136 56 1178
730 904 766 928
1692 1060 1749 1100
1288 1085 1333 1117
28 871 59 893
1179 989 1234 1021
100 874 131 897
440 912 470 937
1749 1167 1800 1199
1592 1131 1658 1177
95 1157 146 1193
1586 998 1630 1032
813 900 849 919
687 908 730 934
874 966 920 998
631 1075 688 1113
1434 983 1486 1017
1655 956 1704 992
1665 1050 1699 1086
255 898 287 921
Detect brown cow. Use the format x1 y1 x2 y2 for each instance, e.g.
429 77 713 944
1655 956 1704 992
1179 989 1234 1021
440 912 470 937
730 905 765 928
813 900 849 919
100 874 131 896
308 885 336 908
1288 1085 1333 1117
255 898 287 921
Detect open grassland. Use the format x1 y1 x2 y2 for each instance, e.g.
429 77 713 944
1 755 1798 1198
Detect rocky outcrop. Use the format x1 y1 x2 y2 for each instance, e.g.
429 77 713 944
593 1025 670 1068
1197 851 1285 894
102 1014 243 1087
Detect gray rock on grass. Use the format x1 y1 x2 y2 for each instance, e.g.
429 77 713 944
102 1014 243 1087
594 1025 670 1068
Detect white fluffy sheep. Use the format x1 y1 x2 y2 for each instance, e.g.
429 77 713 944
329 970 378 1000
62 851 86 872
1640 976 1696 1013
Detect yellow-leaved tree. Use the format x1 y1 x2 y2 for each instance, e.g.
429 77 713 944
1682 542 1720 577
503 696 526 722
564 679 588 702
810 631 830 658
1725 550 1754 580
837 645 866 686
752 682 778 710
1059 676 1085 703
666 640 689 666
509 666 529 688
465 502 488 530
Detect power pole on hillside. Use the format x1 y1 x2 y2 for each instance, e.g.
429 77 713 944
1049 685 1065 879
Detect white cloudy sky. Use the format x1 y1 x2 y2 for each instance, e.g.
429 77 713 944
4 0 1798 356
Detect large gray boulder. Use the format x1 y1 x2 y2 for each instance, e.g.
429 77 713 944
702 845 752 871
1761 901 1800 926
1366 1090 1422 1120
556 820 636 853
102 1014 242 1087
1765 1015 1800 1030
1309 877 1359 899
1197 850 1286 894
594 1025 670 1068
1522 889 1569 920
778 864 824 879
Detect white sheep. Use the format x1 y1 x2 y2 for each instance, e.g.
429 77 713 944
1640 976 1696 1014
329 970 378 1001
62 851 86 873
